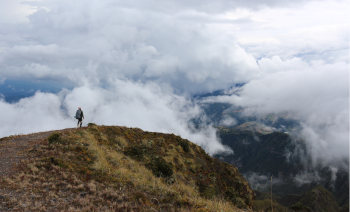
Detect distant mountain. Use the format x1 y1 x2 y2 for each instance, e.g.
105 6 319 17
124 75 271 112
195 90 348 208
214 127 349 208
253 186 343 212
279 186 340 212
195 98 301 133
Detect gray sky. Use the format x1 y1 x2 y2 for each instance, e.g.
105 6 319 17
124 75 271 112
0 0 348 161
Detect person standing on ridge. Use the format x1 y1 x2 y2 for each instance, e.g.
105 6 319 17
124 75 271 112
76 107 84 128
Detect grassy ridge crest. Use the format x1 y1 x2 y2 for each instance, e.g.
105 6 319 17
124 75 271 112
0 125 254 211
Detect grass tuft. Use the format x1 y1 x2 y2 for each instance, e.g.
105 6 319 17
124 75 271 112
47 132 62 144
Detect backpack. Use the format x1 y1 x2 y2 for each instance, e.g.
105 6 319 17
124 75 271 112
76 110 81 119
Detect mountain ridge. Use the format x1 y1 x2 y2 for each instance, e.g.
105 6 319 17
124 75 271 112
0 125 253 211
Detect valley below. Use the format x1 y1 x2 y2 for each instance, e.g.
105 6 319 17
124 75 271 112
214 127 349 210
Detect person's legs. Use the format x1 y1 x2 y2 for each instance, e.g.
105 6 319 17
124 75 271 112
77 119 81 128
80 119 82 127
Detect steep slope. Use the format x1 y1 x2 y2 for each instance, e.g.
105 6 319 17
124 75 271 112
0 125 253 211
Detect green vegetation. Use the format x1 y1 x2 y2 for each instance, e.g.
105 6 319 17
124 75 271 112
254 190 281 202
251 190 292 212
290 202 311 211
297 186 340 212
47 132 62 144
179 139 190 153
278 186 341 212
252 199 292 212
146 156 174 178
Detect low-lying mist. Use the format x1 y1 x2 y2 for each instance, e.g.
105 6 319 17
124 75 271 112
0 79 232 156
202 60 349 172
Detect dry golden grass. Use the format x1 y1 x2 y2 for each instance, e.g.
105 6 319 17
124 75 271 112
0 126 252 211
84 127 249 211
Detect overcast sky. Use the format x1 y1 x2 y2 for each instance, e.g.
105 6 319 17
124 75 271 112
0 0 348 164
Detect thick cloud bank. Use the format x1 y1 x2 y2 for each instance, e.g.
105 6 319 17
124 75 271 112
0 0 261 94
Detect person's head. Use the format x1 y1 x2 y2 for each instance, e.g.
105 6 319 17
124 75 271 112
78 107 81 110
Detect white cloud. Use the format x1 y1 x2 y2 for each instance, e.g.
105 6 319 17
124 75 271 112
0 0 347 93
330 167 338 183
0 0 37 24
244 173 283 191
108 0 334 14
294 171 321 186
241 24 349 63
202 59 349 170
220 115 237 126
0 80 232 156
234 1 349 62
0 1 262 94
0 92 71 135
258 56 309 74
